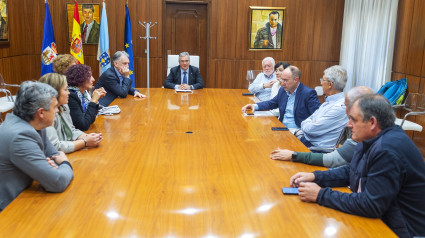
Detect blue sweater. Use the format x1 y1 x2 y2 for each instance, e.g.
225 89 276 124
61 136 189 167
313 126 425 238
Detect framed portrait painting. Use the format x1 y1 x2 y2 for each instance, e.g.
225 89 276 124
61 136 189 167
249 6 286 50
0 0 8 43
66 3 100 44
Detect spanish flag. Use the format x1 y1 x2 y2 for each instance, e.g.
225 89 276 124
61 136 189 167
70 0 84 64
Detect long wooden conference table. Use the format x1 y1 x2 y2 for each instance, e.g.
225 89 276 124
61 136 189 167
0 89 395 237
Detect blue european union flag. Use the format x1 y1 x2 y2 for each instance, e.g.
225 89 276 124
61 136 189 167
125 4 135 87
98 2 110 75
41 2 57 76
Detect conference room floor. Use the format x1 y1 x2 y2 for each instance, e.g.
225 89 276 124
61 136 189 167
0 88 396 237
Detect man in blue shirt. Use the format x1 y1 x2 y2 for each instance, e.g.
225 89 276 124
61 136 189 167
298 65 348 148
290 94 425 238
242 65 320 129
248 57 277 101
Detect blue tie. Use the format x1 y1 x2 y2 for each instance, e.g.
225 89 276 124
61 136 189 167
183 71 188 84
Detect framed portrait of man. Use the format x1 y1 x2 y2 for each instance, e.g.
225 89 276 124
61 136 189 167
66 3 100 44
0 0 8 43
249 6 286 50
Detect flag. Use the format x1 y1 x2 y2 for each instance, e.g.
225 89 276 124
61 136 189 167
41 1 57 76
125 3 135 87
70 0 84 64
97 2 110 75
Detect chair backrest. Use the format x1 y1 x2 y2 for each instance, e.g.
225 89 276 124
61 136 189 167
315 86 324 96
246 70 262 84
167 55 200 76
0 73 20 89
403 93 425 112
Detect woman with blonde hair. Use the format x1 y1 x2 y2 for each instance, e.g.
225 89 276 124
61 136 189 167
52 54 78 74
39 73 103 153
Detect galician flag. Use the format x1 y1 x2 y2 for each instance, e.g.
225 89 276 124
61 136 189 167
41 0 57 76
97 1 110 75
70 0 84 64
125 3 135 87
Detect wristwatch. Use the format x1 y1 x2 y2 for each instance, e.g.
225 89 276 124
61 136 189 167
291 152 298 161
82 138 87 147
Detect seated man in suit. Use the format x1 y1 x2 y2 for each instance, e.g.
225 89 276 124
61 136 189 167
242 65 321 129
95 51 146 106
297 65 348 149
0 81 74 212
163 52 204 90
290 94 425 237
270 86 373 168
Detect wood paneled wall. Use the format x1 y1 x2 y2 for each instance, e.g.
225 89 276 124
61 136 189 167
392 0 425 155
0 0 344 93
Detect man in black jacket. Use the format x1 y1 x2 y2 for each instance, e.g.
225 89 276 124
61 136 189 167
95 51 146 106
163 52 204 90
290 94 425 238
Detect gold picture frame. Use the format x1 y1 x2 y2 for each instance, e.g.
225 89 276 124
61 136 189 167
66 3 101 44
249 6 286 50
0 0 9 43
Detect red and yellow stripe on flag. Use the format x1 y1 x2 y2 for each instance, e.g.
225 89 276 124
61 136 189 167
70 0 84 64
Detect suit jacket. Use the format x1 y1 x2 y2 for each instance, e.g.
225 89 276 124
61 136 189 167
257 83 321 127
0 113 74 211
80 21 100 43
46 104 84 154
163 65 204 89
253 22 283 49
68 89 100 131
95 67 137 107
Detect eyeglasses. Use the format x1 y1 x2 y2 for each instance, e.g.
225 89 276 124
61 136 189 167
320 78 332 84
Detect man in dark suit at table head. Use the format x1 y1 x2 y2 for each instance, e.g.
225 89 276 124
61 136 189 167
0 81 74 212
289 94 425 238
242 65 321 129
163 52 204 90
95 51 146 107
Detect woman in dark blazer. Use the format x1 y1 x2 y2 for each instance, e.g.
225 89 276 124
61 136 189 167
65 64 106 131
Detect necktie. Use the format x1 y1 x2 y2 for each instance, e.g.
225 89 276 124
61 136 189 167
82 25 88 43
183 71 188 84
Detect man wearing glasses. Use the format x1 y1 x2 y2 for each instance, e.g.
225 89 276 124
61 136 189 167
242 65 321 129
296 65 348 149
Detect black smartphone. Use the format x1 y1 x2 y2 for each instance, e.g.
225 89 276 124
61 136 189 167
242 93 254 96
272 127 289 131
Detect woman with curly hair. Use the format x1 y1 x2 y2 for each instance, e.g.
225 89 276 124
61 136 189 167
39 73 103 153
52 54 78 74
65 64 106 131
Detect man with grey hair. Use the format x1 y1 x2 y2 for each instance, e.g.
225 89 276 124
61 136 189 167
96 51 146 106
270 86 373 168
0 81 74 212
248 57 277 101
290 94 425 238
163 52 204 90
296 65 348 149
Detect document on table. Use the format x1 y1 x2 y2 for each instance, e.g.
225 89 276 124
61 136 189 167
175 89 193 93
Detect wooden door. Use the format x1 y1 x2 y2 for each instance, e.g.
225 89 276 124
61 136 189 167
164 2 208 85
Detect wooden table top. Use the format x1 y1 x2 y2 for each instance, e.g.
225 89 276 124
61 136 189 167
0 88 395 237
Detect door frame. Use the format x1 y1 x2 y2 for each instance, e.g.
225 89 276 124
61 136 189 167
162 0 211 86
